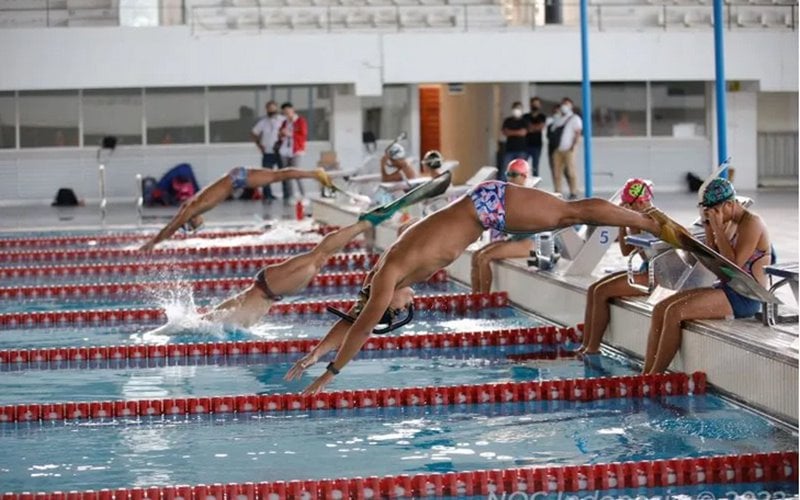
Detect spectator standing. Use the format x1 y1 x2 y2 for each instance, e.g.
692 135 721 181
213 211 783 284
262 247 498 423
278 102 308 202
500 101 529 180
523 97 547 177
551 97 583 199
251 100 284 201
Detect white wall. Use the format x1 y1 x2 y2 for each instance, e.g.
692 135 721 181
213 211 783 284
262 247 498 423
0 28 796 93
757 92 799 132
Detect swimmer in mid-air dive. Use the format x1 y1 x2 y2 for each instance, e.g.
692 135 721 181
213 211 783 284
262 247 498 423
289 179 680 394
139 166 334 252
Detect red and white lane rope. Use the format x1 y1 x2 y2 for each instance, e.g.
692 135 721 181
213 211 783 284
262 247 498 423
0 270 447 301
0 291 510 329
0 253 380 281
0 372 707 423
2 451 796 499
0 241 363 264
0 226 343 250
0 324 578 368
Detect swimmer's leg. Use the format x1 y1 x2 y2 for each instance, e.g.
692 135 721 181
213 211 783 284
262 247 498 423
261 220 372 295
503 185 661 236
247 167 333 189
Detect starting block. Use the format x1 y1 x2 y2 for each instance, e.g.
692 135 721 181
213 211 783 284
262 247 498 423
760 262 799 327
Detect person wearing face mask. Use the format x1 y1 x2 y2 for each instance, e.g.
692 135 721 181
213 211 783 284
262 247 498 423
551 97 583 199
251 101 285 201
501 102 529 181
522 97 547 177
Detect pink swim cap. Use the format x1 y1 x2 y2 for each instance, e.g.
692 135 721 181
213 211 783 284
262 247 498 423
507 159 529 176
621 178 654 204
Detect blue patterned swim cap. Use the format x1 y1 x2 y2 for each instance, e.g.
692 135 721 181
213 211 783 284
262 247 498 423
701 178 736 207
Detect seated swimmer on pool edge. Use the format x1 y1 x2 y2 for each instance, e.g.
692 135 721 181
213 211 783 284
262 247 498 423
286 180 676 394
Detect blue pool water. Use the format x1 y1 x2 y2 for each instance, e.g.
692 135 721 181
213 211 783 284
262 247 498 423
0 348 629 404
0 306 542 349
0 396 795 493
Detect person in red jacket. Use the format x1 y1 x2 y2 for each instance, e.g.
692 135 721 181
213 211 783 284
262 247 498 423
277 102 308 203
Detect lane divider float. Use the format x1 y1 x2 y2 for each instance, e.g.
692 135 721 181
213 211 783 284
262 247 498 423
0 291 510 329
2 451 795 499
0 226 342 250
0 270 447 302
0 371 707 423
0 324 578 369
0 253 380 281
0 241 363 264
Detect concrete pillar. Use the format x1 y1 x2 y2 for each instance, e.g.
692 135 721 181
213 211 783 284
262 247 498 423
331 85 363 171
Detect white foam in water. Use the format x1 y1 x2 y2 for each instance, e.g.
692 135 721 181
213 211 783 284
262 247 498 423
135 281 229 343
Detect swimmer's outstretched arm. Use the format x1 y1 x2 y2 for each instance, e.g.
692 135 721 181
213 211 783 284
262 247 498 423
301 272 396 395
284 316 352 381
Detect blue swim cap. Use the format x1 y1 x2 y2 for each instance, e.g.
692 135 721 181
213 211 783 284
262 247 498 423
701 178 736 207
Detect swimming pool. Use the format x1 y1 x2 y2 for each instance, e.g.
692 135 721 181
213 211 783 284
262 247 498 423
0 225 797 498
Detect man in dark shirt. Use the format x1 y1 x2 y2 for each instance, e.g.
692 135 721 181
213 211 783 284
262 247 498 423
501 101 529 180
523 97 547 177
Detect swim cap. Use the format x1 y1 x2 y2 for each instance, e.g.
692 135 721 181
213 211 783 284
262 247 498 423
620 178 654 204
701 178 736 207
387 143 405 160
507 159 529 176
422 150 443 170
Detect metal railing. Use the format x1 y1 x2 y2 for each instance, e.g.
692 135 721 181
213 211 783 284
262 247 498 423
0 1 795 31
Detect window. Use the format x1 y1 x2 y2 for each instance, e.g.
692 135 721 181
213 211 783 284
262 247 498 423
362 85 410 140
651 82 706 137
145 87 205 145
83 89 143 146
0 92 14 149
19 90 80 148
209 86 268 143
590 82 647 137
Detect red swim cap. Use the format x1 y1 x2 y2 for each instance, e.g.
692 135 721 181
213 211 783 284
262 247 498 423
507 159 529 176
621 178 654 204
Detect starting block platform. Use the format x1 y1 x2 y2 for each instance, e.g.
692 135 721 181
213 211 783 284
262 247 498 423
311 195 799 427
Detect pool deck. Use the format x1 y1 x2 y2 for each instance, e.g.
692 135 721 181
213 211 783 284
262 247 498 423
0 191 797 426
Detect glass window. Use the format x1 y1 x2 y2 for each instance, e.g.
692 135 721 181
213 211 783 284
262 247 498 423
83 89 143 147
0 92 14 149
590 82 647 137
145 87 205 145
119 0 159 27
362 85 410 140
209 86 268 143
651 82 706 137
19 90 80 148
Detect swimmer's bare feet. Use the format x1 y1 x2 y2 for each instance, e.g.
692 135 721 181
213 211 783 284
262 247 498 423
314 168 334 188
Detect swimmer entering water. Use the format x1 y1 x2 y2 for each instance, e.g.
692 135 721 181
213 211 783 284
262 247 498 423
294 179 680 394
139 166 334 252
145 219 380 334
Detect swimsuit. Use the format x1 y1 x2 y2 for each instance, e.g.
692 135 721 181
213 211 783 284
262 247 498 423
468 180 507 232
254 268 283 302
716 233 776 318
228 166 248 190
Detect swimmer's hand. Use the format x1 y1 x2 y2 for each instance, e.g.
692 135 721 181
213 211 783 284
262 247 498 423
139 240 156 252
301 371 335 395
284 352 319 381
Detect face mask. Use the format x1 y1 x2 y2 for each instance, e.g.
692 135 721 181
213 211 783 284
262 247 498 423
511 108 523 119
560 104 572 114
267 111 277 117
531 104 540 112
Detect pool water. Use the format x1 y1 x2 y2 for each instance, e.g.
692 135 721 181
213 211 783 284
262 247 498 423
0 226 797 496
0 348 634 404
0 397 795 493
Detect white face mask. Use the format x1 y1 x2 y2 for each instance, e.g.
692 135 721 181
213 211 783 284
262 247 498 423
511 108 523 119
560 104 572 115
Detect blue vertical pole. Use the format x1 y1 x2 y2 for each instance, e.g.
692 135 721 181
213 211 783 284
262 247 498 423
713 0 728 178
579 0 594 196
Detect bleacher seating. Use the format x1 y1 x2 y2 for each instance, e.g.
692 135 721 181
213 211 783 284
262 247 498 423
1 0 795 31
